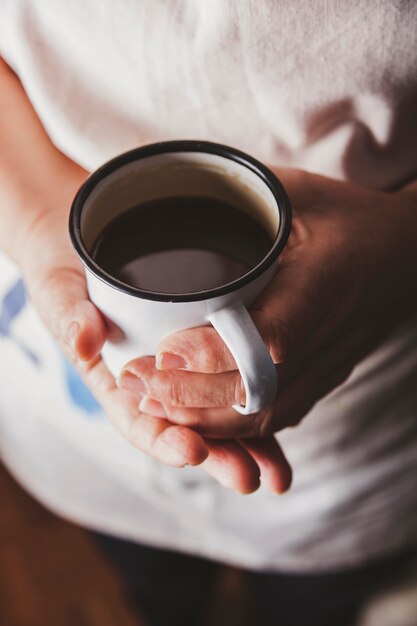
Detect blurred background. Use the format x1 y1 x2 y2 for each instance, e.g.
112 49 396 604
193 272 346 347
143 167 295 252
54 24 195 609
0 461 253 626
1 460 417 626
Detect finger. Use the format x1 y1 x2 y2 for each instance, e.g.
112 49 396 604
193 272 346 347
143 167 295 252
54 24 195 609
80 355 262 488
238 437 293 494
148 367 341 438
156 325 237 373
140 371 321 438
82 356 209 467
268 167 321 209
124 414 210 467
253 326 366 434
153 172 330 377
156 260 332 377
137 397 252 436
250 258 332 366
21 208 107 361
141 326 363 438
154 297 318 375
81 357 258 479
27 262 107 361
119 356 246 407
201 439 261 494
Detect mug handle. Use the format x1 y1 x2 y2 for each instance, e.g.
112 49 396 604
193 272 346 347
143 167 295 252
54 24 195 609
208 303 277 415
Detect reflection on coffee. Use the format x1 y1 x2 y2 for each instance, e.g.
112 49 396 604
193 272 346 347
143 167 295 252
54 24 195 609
91 196 273 294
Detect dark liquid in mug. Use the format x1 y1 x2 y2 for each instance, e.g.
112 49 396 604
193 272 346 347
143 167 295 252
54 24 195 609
91 196 273 294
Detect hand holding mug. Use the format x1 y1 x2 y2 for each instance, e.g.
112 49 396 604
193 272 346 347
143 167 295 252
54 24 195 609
20 180 290 495
69 141 294 493
120 170 417 441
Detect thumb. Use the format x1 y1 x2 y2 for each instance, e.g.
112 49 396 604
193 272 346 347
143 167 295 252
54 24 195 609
252 257 330 366
269 167 330 210
20 206 108 361
251 167 348 366
155 167 331 374
23 235 107 361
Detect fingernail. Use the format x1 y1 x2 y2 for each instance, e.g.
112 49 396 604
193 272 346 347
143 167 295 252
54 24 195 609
139 396 167 418
67 321 80 353
156 352 187 370
118 370 147 394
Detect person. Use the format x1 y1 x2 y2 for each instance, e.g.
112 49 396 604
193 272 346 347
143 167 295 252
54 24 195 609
0 2 416 625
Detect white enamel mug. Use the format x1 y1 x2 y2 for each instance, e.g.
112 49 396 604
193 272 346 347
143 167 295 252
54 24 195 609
69 141 291 414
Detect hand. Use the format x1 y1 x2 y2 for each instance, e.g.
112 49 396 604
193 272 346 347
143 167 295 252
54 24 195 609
1 58 290 494
20 195 292 494
118 170 417 446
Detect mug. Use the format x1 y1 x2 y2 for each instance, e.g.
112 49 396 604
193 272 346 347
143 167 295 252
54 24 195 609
69 140 291 414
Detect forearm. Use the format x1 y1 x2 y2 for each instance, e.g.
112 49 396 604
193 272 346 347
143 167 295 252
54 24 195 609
0 58 86 265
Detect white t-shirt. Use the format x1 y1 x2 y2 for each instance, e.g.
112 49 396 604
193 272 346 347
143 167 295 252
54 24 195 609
0 0 416 573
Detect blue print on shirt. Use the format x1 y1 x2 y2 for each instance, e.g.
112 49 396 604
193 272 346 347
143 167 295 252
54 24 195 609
61 356 102 416
0 279 40 365
1 278 102 417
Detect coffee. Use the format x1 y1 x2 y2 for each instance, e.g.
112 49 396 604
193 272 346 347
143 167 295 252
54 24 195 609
91 196 273 294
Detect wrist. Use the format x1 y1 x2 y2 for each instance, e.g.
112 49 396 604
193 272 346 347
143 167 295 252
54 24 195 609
0 165 87 268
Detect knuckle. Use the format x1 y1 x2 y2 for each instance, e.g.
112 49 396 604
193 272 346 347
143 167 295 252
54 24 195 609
166 378 188 406
172 332 199 364
191 329 225 372
162 327 233 373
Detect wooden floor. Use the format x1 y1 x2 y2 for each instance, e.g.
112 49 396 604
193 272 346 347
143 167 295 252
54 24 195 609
0 462 250 626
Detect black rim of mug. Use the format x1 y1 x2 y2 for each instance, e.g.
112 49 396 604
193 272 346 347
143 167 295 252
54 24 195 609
69 140 292 303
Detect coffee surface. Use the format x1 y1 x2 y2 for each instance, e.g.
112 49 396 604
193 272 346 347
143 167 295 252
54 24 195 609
91 196 272 294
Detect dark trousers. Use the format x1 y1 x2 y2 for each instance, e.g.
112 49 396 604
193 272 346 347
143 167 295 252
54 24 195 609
93 532 414 626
